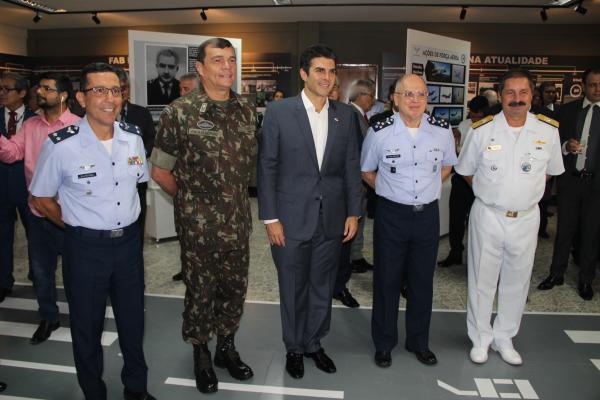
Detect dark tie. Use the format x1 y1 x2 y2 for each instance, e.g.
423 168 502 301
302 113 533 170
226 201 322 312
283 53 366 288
6 110 17 138
363 113 369 124
584 105 600 171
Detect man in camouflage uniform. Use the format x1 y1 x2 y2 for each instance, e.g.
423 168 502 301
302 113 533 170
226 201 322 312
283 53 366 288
150 38 255 394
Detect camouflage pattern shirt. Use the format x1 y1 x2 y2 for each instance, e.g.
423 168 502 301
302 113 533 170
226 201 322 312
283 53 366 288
150 86 256 250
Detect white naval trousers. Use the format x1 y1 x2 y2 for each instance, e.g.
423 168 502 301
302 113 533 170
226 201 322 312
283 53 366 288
467 198 540 349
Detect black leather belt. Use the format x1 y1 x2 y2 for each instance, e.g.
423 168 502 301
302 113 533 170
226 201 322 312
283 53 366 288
379 196 437 212
65 222 138 239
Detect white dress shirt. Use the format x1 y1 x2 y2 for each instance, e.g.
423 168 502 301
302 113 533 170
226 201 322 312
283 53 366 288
301 89 329 170
4 104 26 132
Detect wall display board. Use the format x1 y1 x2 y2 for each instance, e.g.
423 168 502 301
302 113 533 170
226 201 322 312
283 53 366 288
241 52 292 110
405 29 471 127
128 30 242 119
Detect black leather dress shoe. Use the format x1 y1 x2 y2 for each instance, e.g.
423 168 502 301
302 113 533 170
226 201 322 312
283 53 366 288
123 388 157 400
374 351 392 368
193 344 218 393
214 335 253 380
537 274 564 290
578 282 594 301
305 348 336 373
0 381 6 392
400 285 408 299
285 352 304 379
172 271 183 281
333 288 360 308
0 287 12 303
406 346 437 365
30 320 59 345
351 258 373 271
351 262 367 274
437 253 462 268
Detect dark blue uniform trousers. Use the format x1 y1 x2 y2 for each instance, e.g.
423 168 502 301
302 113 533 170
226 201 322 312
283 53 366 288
27 214 62 322
63 222 147 400
372 197 439 352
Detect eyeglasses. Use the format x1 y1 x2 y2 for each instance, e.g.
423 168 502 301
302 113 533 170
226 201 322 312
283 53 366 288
0 86 18 93
82 86 122 96
157 63 177 70
38 84 58 93
360 92 375 98
395 90 427 101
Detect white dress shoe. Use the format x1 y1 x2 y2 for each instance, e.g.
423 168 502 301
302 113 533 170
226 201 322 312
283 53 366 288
469 347 488 364
491 344 522 365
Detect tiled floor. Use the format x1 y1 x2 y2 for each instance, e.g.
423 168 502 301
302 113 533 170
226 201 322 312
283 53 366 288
10 199 600 313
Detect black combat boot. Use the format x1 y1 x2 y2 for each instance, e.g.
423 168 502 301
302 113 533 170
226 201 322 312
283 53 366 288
193 343 218 393
214 334 254 380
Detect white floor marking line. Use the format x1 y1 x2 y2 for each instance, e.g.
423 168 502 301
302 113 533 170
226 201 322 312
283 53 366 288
564 330 600 344
499 393 520 399
165 377 344 399
493 379 513 385
591 359 600 371
513 380 539 400
474 378 499 398
437 380 478 396
0 297 114 319
0 396 46 400
0 359 76 374
0 321 117 346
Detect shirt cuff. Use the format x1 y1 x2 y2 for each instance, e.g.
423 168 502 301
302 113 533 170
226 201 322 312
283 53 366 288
561 141 569 156
263 219 279 224
149 148 177 171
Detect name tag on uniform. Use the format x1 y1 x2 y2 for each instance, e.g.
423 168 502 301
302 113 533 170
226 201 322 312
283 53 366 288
127 156 143 165
486 144 502 151
385 154 401 159
77 172 97 179
189 128 220 137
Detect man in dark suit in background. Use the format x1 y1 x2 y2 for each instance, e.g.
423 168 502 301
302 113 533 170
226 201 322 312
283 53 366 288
538 68 600 300
147 48 181 105
258 44 362 379
0 72 36 302
118 69 156 242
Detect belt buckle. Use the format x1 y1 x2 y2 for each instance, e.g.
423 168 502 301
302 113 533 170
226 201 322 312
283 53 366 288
506 211 518 218
110 228 124 238
413 204 424 212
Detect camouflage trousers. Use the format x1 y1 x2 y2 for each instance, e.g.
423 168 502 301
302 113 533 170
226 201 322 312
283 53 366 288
180 238 249 344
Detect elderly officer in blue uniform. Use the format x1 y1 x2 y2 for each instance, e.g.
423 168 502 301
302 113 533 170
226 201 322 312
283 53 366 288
29 63 156 400
361 74 457 368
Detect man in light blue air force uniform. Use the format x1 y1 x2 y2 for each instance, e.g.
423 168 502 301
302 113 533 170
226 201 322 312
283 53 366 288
361 74 457 368
29 62 155 400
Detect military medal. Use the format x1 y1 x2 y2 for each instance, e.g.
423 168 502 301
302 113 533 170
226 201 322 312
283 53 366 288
127 155 143 165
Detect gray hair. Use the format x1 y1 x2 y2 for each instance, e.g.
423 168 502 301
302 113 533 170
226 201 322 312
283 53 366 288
348 79 375 102
1 72 29 93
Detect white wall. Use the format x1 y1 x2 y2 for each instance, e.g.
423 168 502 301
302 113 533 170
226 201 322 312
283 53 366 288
0 24 27 56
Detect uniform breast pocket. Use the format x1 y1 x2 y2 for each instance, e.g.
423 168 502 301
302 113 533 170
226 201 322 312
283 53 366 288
381 152 406 173
71 169 102 195
188 129 222 154
127 165 144 181
530 149 549 174
425 150 443 174
480 150 504 181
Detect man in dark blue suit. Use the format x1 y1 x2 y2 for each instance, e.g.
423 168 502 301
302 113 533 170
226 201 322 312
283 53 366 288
258 44 363 379
0 72 36 302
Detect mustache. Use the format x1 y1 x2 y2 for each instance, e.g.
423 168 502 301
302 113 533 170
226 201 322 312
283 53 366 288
508 101 527 107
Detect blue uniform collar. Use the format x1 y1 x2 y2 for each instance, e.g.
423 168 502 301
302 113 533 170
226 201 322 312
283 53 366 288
392 113 435 137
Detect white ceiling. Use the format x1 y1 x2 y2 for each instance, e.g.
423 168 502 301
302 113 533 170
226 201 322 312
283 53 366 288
1 0 599 29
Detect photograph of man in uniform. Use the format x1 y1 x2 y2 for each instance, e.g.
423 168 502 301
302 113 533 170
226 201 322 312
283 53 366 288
146 47 184 105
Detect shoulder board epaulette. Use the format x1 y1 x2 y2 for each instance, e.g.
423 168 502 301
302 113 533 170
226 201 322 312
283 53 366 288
537 113 559 128
471 115 494 129
372 116 394 132
427 115 450 129
49 125 79 144
119 121 142 136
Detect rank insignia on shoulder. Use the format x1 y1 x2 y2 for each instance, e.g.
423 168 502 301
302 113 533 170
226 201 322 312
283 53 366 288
471 115 494 129
427 115 450 129
537 114 559 128
119 121 142 136
372 116 394 132
49 125 79 144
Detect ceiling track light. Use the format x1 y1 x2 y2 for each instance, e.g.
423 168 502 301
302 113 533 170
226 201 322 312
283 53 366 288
32 10 41 23
200 8 207 21
540 7 548 22
574 0 587 15
92 12 101 24
459 6 467 20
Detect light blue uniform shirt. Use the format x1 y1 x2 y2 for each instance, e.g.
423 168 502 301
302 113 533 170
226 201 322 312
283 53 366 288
361 113 457 205
30 116 149 230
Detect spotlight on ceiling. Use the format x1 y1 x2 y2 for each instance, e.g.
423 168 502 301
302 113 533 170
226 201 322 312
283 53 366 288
459 6 467 20
92 12 100 24
574 1 587 15
540 8 548 22
32 10 41 23
200 9 208 21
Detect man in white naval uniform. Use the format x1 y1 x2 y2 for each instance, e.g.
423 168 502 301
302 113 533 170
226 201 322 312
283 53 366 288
456 69 564 366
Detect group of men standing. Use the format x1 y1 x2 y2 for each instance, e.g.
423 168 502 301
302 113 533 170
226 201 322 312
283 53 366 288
0 35 598 399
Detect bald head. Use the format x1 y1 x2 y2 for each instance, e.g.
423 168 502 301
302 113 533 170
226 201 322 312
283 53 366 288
395 74 427 93
392 74 428 127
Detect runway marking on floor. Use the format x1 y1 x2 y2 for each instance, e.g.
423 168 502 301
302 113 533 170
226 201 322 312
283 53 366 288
0 297 114 319
165 377 344 399
0 321 117 346
0 359 76 374
0 396 45 400
591 359 600 371
437 380 478 396
564 330 600 344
